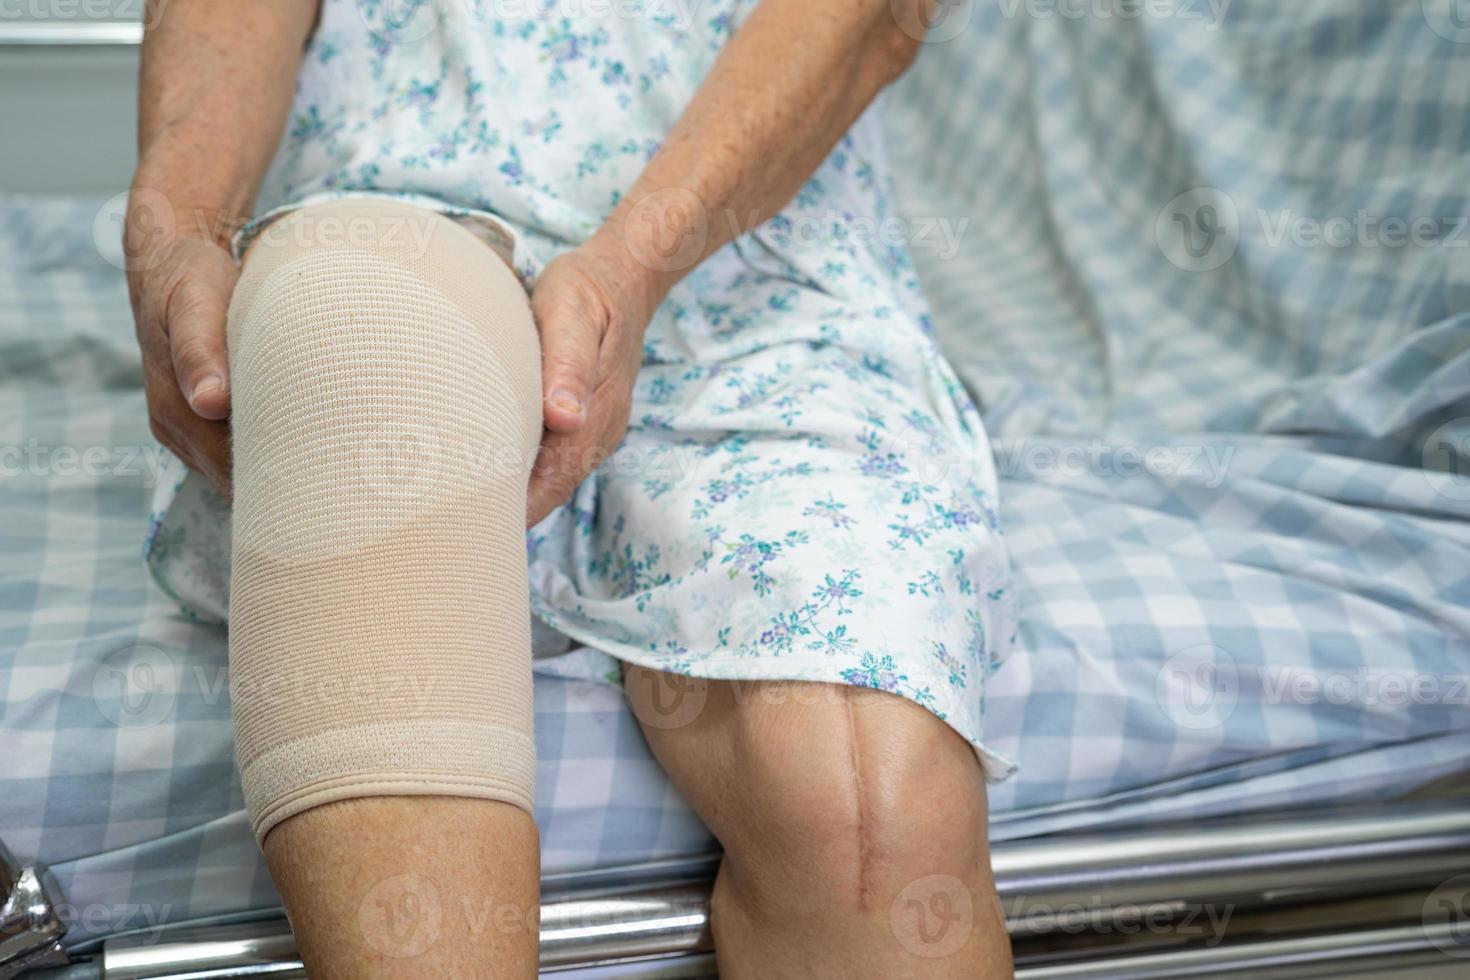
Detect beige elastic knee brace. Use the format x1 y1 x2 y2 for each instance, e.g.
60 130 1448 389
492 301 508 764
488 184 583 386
227 199 542 845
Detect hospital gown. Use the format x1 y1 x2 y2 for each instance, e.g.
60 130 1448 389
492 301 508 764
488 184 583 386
143 0 1019 777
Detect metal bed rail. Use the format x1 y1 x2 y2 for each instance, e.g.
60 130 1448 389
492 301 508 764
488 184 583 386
0 22 143 46
77 920 1470 979
6 798 1470 978
992 797 1470 932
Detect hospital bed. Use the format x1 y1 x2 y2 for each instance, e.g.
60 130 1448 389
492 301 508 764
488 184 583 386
4 3 1470 976
7 797 1470 977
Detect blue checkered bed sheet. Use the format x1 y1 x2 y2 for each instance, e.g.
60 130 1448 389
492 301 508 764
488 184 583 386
883 0 1470 819
4 0 1470 945
4 187 1465 943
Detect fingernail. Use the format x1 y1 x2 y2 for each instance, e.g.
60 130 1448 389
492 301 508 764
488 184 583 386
548 387 583 414
192 374 226 403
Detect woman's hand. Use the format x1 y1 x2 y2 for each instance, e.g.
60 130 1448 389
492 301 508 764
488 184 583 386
526 236 659 525
126 208 239 495
127 0 318 493
524 0 927 523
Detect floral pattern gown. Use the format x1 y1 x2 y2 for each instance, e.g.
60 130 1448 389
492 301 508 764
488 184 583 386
143 0 1019 778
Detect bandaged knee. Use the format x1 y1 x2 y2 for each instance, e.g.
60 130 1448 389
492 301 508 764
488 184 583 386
226 199 542 845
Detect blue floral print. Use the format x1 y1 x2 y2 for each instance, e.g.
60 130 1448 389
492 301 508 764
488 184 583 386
143 0 1017 779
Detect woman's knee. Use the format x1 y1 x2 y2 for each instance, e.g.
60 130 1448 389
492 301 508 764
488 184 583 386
704 682 990 911
229 199 541 501
227 199 543 577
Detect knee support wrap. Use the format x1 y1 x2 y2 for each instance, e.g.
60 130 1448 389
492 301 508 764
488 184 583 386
227 200 542 844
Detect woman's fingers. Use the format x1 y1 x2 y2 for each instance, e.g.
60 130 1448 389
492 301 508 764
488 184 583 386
525 248 649 524
525 394 626 526
533 264 604 434
129 232 239 493
526 428 581 526
164 243 237 421
143 358 233 494
170 306 230 419
525 342 629 524
171 411 233 495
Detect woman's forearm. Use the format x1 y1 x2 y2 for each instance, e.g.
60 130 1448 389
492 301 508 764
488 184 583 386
133 0 319 246
593 0 931 309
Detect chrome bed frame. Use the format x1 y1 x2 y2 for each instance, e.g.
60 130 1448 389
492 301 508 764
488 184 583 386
6 796 1470 978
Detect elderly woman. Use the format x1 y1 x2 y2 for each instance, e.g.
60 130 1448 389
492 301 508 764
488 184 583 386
126 0 1015 975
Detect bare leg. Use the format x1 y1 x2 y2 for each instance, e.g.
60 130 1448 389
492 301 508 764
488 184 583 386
264 798 539 979
625 668 1014 979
